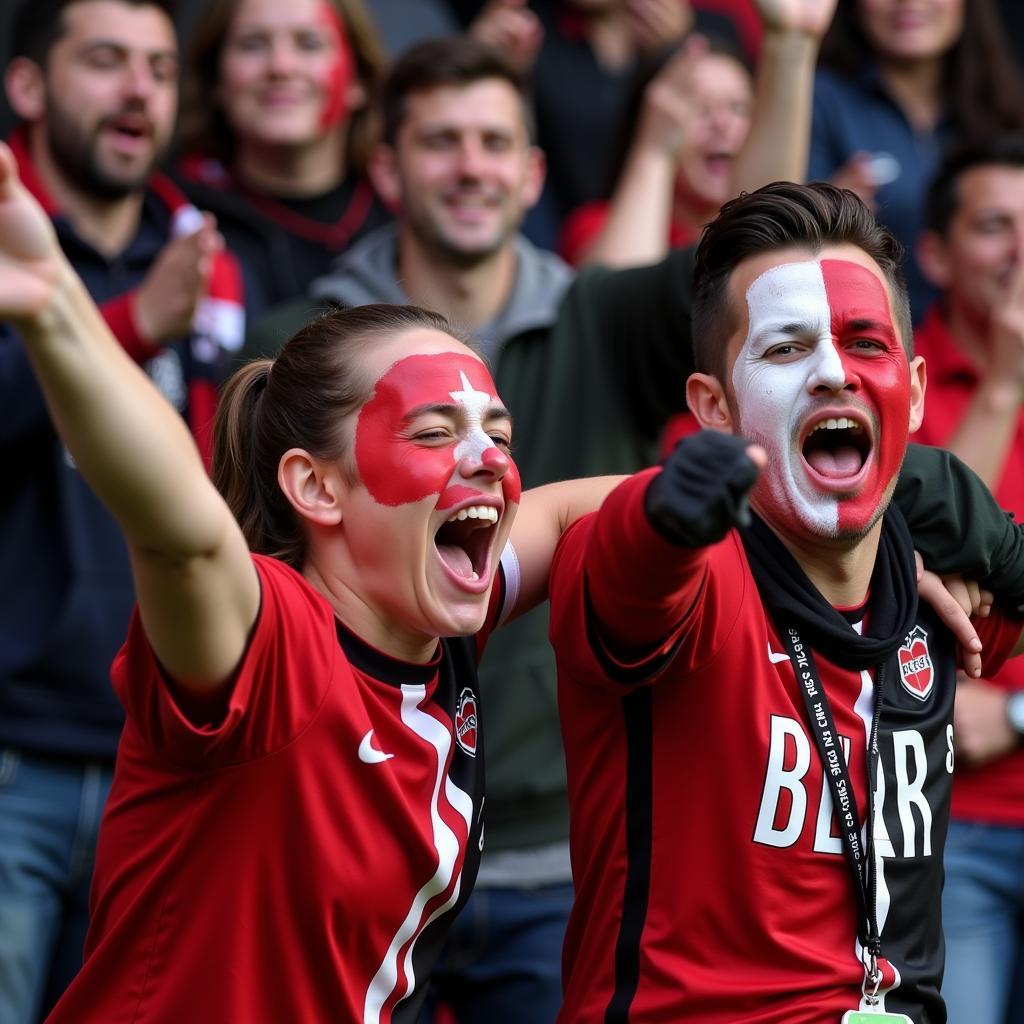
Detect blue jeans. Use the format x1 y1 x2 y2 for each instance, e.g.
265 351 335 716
420 882 573 1024
0 748 112 1023
941 819 1024 1024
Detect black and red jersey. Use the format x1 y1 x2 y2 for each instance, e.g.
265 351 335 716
549 471 1020 1024
46 553 515 1024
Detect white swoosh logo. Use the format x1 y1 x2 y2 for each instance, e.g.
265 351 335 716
358 730 394 764
768 646 790 664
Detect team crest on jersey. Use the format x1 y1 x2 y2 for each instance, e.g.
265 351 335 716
455 688 478 757
898 625 934 701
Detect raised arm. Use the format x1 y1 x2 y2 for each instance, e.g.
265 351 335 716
0 142 258 694
581 38 707 269
731 0 838 193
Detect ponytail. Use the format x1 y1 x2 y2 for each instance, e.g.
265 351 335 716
213 359 307 568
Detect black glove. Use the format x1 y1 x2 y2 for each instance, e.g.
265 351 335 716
644 430 761 548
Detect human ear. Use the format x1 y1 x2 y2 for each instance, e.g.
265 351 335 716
916 231 953 290
907 356 928 434
686 372 736 433
277 448 344 526
521 145 546 209
4 58 46 122
368 144 402 209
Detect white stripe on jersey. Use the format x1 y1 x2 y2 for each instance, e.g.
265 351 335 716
496 542 522 627
363 683 475 1023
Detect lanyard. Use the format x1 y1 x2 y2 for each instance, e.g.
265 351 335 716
778 625 888 1003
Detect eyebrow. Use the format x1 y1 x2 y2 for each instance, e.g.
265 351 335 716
79 39 180 61
838 317 896 337
404 402 514 425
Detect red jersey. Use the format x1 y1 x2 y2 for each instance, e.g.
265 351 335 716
46 553 514 1024
549 471 1020 1023
914 304 1024 826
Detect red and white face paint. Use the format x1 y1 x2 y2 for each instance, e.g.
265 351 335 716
315 4 355 131
732 258 911 538
354 352 521 510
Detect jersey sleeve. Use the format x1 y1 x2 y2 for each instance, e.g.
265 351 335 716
111 554 338 770
548 470 746 690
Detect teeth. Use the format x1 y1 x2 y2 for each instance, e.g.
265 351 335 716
470 571 479 581
446 505 499 524
811 416 860 434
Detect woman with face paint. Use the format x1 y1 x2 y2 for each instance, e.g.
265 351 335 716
174 0 392 319
0 145 611 1023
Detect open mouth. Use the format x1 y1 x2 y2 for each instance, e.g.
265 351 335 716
434 504 500 584
801 416 872 482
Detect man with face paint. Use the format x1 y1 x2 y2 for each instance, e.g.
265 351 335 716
548 182 1024 1023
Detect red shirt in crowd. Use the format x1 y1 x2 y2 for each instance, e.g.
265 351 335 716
913 303 1024 826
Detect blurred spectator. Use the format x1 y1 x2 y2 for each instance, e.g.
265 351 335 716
247 15 840 1018
913 136 1024 1024
810 0 1024 322
0 1 241 1019
174 0 391 318
558 35 753 266
498 0 741 248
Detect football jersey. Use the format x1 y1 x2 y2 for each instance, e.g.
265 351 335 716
549 476 1020 1024
45 553 514 1024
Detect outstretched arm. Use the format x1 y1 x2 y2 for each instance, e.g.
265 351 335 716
590 430 763 655
0 142 258 694
507 475 625 620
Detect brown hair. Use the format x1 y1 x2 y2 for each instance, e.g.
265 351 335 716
11 0 177 64
692 181 913 381
819 0 1024 142
380 35 536 146
177 0 386 174
213 304 465 569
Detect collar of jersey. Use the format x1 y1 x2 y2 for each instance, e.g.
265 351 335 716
335 619 443 688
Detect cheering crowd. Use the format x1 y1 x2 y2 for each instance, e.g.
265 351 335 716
3 1 1024 1022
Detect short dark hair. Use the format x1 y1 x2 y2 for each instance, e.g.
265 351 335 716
692 181 912 381
11 0 177 65
925 135 1024 236
381 35 536 147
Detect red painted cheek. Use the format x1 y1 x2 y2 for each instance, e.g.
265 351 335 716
354 353 508 508
502 458 522 505
316 5 355 131
821 260 911 530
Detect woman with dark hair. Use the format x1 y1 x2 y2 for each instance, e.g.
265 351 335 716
809 0 1024 320
175 0 392 317
0 142 611 1023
